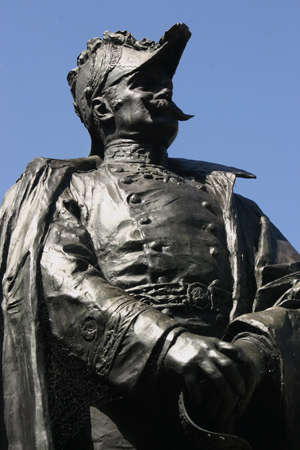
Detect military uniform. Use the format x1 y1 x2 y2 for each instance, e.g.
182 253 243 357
2 155 300 449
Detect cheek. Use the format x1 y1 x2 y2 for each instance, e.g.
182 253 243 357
122 94 152 123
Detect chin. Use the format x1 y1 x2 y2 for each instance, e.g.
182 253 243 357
153 119 178 146
149 114 178 136
129 116 178 147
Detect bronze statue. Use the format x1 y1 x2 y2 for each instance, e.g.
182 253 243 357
1 24 300 450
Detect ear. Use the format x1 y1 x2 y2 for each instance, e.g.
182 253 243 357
92 96 114 122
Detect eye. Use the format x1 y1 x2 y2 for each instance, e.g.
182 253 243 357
164 80 173 91
128 73 156 91
129 74 148 90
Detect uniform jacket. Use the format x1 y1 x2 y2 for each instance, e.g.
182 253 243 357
1 155 300 449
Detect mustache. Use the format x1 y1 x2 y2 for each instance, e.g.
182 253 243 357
169 101 194 121
143 98 194 121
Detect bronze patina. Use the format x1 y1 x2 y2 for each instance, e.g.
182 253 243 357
1 24 300 450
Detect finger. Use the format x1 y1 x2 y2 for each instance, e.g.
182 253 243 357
209 350 246 397
217 341 257 375
216 342 260 401
183 371 205 408
200 358 240 404
218 356 246 396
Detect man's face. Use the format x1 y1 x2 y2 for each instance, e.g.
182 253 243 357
104 63 179 147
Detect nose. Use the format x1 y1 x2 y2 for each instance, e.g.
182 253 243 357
154 88 172 102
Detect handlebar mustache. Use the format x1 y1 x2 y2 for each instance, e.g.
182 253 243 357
143 98 194 121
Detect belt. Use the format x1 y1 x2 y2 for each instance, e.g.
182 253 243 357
126 279 232 318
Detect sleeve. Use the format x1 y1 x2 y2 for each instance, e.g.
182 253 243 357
226 195 300 446
231 193 300 312
228 193 300 360
40 189 185 396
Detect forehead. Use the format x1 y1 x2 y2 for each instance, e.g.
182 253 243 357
131 65 173 84
108 63 173 91
131 62 173 83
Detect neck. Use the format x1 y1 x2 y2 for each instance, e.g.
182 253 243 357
103 139 169 166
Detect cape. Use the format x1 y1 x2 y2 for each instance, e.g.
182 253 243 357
1 156 300 449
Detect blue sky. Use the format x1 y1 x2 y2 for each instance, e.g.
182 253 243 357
1 0 300 250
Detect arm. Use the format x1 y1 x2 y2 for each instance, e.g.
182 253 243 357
40 189 185 395
41 189 256 407
220 194 300 443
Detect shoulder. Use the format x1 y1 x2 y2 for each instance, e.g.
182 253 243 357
168 157 256 180
21 155 102 176
1 156 102 219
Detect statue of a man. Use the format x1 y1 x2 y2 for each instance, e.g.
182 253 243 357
1 24 300 450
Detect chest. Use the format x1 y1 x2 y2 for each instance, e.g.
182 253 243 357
71 163 231 288
76 164 224 243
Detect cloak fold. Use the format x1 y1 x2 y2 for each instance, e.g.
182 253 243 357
1 156 300 449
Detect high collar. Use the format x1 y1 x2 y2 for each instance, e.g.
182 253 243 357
103 140 168 166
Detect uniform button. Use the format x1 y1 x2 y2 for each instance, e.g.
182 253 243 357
121 176 133 184
207 223 216 232
210 247 219 257
161 308 174 318
139 217 151 224
149 241 162 251
133 229 142 239
210 279 222 287
202 201 211 208
128 193 141 204
158 276 168 283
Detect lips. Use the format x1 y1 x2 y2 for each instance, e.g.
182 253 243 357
143 98 193 121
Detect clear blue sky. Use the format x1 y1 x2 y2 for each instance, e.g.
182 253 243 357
1 0 299 250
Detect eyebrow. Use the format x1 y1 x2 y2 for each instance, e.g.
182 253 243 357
129 71 173 87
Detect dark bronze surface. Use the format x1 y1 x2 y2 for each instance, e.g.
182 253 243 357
1 24 300 449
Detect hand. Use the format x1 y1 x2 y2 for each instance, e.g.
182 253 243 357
230 337 267 415
164 332 259 430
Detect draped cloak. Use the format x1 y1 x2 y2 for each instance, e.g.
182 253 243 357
1 155 300 449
